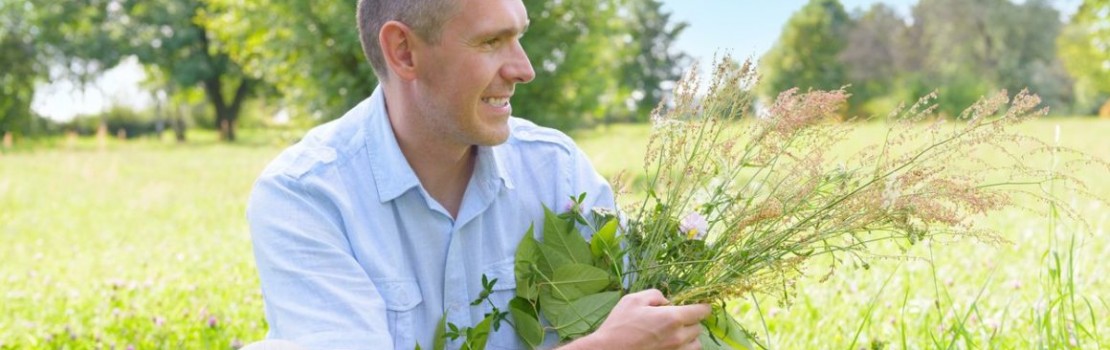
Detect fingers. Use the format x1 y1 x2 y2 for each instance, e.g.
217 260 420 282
624 288 669 306
670 303 712 325
677 323 703 343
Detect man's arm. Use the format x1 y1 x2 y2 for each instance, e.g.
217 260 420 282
248 172 393 348
560 290 710 350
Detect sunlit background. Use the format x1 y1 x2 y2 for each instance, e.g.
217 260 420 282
2 0 1109 349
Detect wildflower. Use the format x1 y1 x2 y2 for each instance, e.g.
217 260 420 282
152 316 165 327
680 211 708 240
231 339 244 349
207 315 219 328
563 198 579 214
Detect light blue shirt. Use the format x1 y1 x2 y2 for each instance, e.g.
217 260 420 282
247 86 614 350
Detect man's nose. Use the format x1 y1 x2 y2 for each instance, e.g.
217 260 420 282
504 40 536 84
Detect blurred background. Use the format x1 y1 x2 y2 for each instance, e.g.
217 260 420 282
2 0 1109 349
2 0 1107 141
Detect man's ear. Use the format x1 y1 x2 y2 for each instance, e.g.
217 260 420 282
379 21 418 81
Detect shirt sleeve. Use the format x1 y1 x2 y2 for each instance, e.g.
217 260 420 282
247 172 393 349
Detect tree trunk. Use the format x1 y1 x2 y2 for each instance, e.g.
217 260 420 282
203 77 251 142
174 105 187 143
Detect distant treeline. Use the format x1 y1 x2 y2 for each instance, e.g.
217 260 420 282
2 0 1108 142
761 0 1110 118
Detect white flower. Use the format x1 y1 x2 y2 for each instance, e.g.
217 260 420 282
680 211 709 240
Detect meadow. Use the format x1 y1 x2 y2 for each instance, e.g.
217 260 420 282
1 118 1107 349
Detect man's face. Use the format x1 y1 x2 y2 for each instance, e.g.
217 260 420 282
413 0 535 147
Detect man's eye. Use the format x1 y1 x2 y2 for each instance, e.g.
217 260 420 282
483 38 501 47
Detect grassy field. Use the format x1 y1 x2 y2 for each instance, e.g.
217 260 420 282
1 119 1108 349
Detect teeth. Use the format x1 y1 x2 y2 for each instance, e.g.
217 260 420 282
483 97 510 107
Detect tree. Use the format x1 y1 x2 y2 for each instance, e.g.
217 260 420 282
897 0 1075 116
203 0 375 122
120 0 254 141
0 0 40 136
1059 0 1110 114
207 0 686 131
29 0 255 141
838 4 912 116
760 0 851 100
617 0 689 122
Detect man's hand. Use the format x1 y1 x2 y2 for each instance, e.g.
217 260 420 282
563 289 711 350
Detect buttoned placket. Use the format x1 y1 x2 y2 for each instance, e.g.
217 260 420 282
441 149 506 349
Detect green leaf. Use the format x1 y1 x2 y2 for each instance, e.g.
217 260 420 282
589 219 620 262
510 297 545 349
463 317 491 350
433 313 447 350
537 243 574 273
515 227 543 299
547 264 612 301
550 291 620 340
703 306 755 350
542 206 592 265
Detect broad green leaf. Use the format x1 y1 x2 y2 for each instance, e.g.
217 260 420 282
703 307 755 350
547 264 612 301
537 243 574 273
589 219 620 262
515 226 542 299
542 206 592 265
551 291 620 340
538 290 571 326
510 297 545 349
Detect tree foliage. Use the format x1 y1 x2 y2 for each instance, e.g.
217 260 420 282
765 0 1077 117
10 0 685 133
760 0 851 99
202 0 375 122
0 0 39 135
206 0 685 130
25 0 254 141
118 0 255 141
1059 0 1110 113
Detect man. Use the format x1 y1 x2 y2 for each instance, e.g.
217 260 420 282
246 0 710 348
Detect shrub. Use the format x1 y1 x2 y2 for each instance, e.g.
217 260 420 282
66 106 162 139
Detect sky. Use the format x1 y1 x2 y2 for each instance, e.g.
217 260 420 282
31 0 1084 121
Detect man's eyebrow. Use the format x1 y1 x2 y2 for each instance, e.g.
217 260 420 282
483 22 530 39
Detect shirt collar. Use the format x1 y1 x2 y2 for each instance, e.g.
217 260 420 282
364 86 514 204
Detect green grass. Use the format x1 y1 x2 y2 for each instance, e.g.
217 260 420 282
1 118 1107 349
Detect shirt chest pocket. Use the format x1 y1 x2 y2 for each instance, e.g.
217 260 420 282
378 280 423 350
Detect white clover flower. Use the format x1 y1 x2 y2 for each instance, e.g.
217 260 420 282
680 211 709 240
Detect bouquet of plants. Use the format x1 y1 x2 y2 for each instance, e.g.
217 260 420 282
430 56 1103 350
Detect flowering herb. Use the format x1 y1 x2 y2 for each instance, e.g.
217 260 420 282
439 55 1107 350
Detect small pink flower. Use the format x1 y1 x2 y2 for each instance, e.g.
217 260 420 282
152 316 165 327
207 315 218 328
563 199 578 213
680 211 709 240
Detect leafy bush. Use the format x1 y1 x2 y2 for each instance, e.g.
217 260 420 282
66 106 162 139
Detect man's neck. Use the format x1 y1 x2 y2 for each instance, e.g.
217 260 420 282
383 87 475 219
